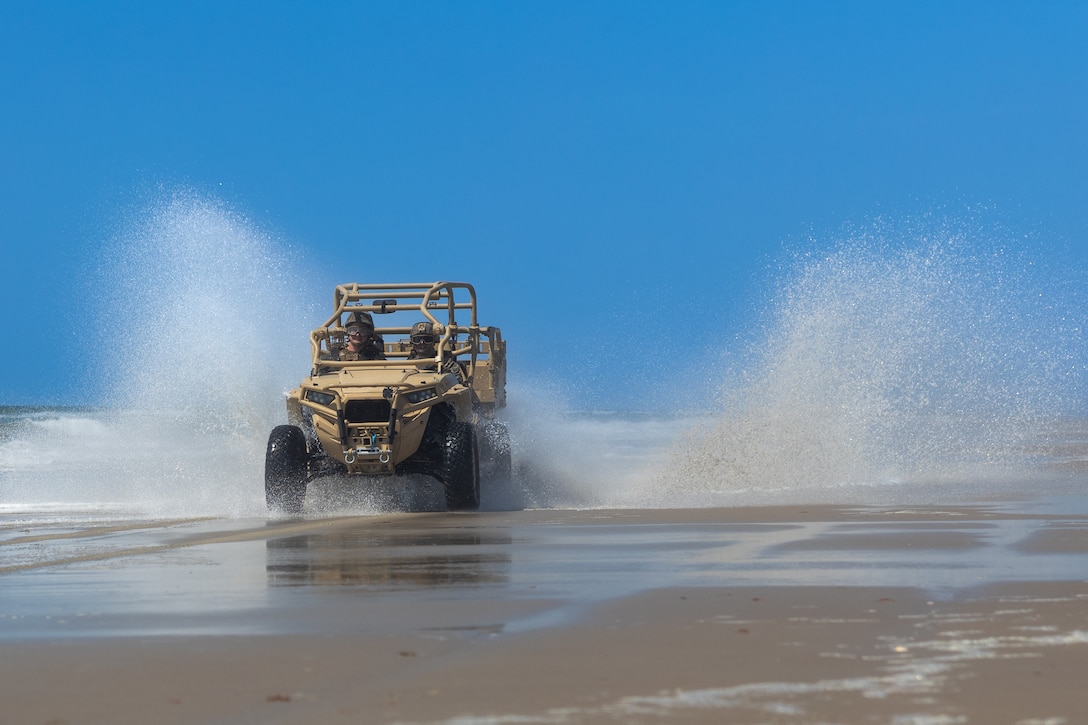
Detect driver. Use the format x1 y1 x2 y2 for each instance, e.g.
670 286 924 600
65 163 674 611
339 312 386 361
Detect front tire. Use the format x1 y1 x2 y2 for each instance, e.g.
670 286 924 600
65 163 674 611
265 425 308 515
442 421 480 511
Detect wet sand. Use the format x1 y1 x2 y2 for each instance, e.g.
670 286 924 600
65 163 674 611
2 500 1088 724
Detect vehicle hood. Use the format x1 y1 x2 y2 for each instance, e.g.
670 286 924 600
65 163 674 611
310 366 451 392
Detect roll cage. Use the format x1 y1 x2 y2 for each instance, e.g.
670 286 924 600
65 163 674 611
309 281 506 408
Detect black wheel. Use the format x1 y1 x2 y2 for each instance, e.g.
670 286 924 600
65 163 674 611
479 420 513 482
441 421 480 511
265 425 308 515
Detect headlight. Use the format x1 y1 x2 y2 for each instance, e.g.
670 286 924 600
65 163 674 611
305 390 336 406
404 387 438 404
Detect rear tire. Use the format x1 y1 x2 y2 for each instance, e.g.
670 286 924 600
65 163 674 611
442 421 480 511
265 425 308 515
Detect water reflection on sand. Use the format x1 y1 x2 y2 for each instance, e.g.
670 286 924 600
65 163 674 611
1 496 1087 640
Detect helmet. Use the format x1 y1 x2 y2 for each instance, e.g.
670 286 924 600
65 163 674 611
410 321 437 343
344 311 375 331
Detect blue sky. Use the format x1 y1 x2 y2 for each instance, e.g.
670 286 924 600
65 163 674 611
2 2 1087 408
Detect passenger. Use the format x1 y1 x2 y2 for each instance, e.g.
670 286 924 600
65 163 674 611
339 312 386 361
407 321 465 380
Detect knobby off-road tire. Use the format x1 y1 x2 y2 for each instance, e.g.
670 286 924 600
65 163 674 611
479 419 513 482
442 421 480 511
265 425 308 515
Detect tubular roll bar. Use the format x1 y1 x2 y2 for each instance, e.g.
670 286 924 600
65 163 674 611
310 281 484 375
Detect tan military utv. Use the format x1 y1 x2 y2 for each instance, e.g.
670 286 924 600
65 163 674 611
265 281 510 514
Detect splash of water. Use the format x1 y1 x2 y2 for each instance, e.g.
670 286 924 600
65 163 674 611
4 205 1085 516
659 220 1086 503
1 191 317 516
95 190 314 408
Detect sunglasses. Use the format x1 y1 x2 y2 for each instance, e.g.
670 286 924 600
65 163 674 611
411 336 436 345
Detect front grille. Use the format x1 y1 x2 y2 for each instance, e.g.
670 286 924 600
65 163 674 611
344 399 392 423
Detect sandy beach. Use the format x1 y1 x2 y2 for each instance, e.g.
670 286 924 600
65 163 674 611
2 500 1087 724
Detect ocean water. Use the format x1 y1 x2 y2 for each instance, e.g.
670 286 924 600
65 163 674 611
1 196 1086 522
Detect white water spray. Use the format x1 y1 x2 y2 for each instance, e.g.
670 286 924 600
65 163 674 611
3 191 316 516
3 206 1085 516
656 222 1086 504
